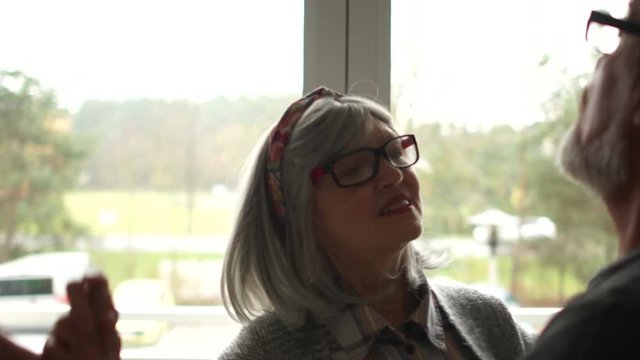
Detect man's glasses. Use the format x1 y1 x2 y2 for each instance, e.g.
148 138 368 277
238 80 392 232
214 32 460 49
586 10 640 54
310 134 419 187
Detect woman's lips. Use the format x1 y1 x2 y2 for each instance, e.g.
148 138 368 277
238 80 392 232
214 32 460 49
380 196 412 215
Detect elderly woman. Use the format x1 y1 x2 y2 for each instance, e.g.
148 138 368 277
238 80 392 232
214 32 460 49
0 88 533 360
220 87 535 359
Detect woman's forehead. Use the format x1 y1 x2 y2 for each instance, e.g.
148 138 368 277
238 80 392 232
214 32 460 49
317 117 395 165
355 119 397 146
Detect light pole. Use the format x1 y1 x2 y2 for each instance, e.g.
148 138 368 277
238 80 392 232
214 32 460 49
469 209 513 287
487 224 499 286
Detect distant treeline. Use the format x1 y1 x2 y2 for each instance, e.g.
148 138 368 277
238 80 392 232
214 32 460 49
73 96 297 190
71 89 617 293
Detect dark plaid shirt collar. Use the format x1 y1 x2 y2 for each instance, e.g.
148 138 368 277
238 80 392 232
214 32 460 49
321 274 446 359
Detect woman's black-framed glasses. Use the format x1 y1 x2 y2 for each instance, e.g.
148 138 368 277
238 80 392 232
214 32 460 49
586 10 640 54
310 134 419 187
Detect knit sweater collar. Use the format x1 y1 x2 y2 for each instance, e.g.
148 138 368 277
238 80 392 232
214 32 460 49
320 276 446 358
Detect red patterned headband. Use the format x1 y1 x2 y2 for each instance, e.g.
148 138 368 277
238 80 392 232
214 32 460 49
266 86 342 230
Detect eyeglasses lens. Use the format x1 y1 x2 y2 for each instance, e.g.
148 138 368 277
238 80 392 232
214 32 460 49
588 22 620 54
386 136 418 167
332 151 375 186
332 136 418 186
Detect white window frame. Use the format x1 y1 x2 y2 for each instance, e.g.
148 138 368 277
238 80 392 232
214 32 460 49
304 0 391 107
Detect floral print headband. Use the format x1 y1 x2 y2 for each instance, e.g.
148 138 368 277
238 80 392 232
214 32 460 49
265 86 342 232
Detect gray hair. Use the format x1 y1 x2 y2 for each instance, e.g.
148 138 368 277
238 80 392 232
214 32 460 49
556 107 633 200
222 94 438 328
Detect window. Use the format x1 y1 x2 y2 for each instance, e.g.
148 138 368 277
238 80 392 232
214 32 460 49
0 0 302 358
391 0 623 313
1 0 631 356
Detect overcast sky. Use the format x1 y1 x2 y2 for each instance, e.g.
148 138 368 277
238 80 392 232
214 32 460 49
1 0 303 111
392 0 627 128
0 0 628 127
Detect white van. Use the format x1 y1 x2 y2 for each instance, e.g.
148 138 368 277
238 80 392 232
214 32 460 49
0 251 95 304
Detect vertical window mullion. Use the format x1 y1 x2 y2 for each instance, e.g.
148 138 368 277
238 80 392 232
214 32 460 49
304 0 390 106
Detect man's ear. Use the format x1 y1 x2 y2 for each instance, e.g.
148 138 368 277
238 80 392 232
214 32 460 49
633 86 640 127
631 99 640 176
633 111 640 127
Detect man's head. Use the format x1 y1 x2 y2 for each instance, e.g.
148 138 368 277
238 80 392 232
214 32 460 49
558 1 640 201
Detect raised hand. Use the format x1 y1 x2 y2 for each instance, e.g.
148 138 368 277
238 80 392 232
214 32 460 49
42 275 121 360
0 334 39 360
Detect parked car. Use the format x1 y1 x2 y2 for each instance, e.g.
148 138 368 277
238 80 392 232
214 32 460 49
0 251 94 305
0 251 96 332
114 278 175 346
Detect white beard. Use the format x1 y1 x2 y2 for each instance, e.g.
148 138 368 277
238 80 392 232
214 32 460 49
556 116 631 199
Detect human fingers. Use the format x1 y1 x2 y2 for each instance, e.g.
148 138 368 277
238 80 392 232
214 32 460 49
42 314 80 360
86 276 121 359
101 321 122 360
47 315 76 352
0 334 39 360
41 336 72 360
85 275 118 324
67 280 97 338
47 311 106 360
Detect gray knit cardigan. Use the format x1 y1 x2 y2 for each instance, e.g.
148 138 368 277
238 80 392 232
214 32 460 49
219 283 537 359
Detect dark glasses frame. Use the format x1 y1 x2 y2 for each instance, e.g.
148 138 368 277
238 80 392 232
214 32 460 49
586 10 640 42
310 134 419 188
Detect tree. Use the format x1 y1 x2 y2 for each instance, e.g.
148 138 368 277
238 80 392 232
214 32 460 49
0 70 88 261
414 123 521 236
410 66 615 304
73 96 295 190
522 73 617 298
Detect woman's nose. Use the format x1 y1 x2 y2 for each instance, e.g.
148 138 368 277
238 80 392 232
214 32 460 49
377 157 403 188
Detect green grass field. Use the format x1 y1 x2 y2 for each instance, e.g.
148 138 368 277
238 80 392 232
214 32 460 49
65 190 237 236
90 250 223 289
66 190 587 306
426 256 587 306
65 190 235 302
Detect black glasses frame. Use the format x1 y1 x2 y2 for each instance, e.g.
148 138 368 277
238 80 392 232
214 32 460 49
586 10 640 43
311 134 419 188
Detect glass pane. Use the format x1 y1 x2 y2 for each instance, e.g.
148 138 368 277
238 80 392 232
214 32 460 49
0 0 302 358
391 0 624 332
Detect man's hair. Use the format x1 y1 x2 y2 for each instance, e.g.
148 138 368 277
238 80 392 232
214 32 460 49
221 94 439 328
